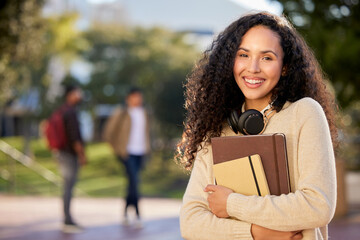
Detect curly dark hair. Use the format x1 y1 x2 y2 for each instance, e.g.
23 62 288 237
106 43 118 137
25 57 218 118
176 12 338 170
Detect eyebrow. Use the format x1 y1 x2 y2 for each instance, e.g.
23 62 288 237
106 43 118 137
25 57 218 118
238 47 279 58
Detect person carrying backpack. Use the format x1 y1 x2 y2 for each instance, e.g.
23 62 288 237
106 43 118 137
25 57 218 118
47 85 87 233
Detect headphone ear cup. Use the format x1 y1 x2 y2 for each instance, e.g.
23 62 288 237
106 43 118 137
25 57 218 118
227 110 240 134
238 109 264 135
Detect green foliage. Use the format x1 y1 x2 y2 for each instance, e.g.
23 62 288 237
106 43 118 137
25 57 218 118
0 4 199 140
36 13 90 118
0 137 188 198
45 13 90 66
274 0 360 108
274 0 360 169
83 24 200 138
0 0 46 103
338 101 360 170
0 5 89 122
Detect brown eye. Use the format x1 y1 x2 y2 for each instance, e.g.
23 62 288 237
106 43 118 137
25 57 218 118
262 56 272 61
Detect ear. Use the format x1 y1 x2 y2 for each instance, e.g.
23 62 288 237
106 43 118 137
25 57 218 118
281 65 288 77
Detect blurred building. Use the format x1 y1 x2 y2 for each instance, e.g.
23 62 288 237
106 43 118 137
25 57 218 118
0 89 40 137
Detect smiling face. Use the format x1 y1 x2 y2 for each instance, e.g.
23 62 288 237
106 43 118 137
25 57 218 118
233 25 284 110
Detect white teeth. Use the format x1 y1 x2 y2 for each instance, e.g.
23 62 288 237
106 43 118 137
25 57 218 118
244 78 264 84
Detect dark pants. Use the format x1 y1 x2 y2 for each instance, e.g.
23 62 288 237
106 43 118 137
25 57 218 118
57 151 79 224
119 154 143 218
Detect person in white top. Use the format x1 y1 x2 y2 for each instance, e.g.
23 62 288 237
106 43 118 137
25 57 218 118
103 87 151 228
127 106 147 156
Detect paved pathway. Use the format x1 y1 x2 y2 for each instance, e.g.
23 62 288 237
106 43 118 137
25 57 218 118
0 196 182 240
1 172 360 240
1 195 360 240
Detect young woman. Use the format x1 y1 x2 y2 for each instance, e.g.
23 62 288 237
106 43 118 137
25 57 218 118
177 12 337 240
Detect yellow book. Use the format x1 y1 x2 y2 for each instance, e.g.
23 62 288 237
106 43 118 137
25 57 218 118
213 154 270 196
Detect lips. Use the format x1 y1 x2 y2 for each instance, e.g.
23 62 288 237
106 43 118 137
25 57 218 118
243 77 265 88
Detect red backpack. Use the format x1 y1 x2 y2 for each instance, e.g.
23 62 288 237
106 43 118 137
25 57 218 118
45 106 67 150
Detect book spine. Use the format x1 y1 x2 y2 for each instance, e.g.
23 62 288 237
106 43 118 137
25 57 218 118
275 134 291 194
248 156 261 196
272 134 281 195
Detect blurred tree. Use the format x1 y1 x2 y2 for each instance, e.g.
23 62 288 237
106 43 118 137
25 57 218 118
0 7 88 154
275 0 360 169
8 13 91 121
0 0 47 154
40 13 90 112
273 0 360 109
45 13 90 67
83 25 200 140
0 0 46 104
0 0 88 111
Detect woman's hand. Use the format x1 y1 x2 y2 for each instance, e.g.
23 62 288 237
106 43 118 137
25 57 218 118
204 184 234 218
251 224 303 240
204 185 303 239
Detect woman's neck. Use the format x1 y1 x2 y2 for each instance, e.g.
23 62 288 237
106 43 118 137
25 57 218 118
244 98 271 112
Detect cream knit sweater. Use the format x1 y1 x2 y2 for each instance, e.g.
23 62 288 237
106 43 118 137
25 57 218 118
180 98 337 240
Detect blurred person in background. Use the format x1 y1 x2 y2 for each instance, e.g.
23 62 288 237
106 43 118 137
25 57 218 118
103 87 151 228
55 85 87 233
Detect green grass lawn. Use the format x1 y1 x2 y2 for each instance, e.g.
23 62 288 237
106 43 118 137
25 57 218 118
0 137 189 199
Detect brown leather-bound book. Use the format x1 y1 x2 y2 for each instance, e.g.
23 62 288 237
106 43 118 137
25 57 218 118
211 133 290 195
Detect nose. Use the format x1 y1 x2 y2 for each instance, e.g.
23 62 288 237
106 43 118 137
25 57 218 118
248 58 260 73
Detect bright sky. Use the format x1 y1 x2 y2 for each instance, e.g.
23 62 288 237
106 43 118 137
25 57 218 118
87 0 115 3
231 0 283 14
87 0 283 14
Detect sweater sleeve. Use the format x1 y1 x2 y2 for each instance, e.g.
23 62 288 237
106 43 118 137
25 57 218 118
226 99 337 231
180 146 253 240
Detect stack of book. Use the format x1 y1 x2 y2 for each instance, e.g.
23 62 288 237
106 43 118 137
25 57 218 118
212 133 290 196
